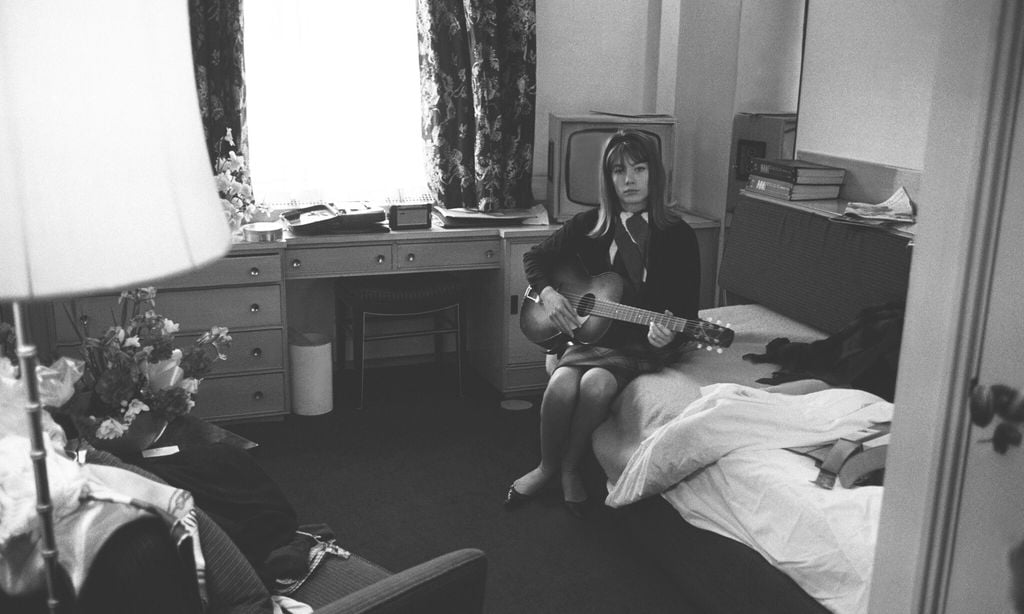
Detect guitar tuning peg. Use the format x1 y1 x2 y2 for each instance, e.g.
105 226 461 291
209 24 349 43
705 346 713 352
725 323 732 329
716 348 723 354
696 343 704 349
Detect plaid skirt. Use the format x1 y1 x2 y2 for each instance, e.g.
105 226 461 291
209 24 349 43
552 341 692 389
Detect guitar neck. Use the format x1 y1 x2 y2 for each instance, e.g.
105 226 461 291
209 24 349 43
584 300 700 335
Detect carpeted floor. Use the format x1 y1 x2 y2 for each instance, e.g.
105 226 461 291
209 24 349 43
226 363 688 614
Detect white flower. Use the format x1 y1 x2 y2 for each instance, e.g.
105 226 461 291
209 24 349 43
122 335 141 349
123 398 150 423
162 319 180 335
180 378 200 394
95 418 128 440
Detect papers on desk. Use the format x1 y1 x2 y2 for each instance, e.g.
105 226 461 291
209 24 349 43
843 187 915 223
432 206 541 227
831 187 916 233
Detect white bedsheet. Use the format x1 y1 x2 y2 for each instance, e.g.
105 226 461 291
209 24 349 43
592 305 890 614
671 450 882 614
605 383 891 614
593 303 828 482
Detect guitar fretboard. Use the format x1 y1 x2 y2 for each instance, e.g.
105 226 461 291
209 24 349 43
559 291 724 343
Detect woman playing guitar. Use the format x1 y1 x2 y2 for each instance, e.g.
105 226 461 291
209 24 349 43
504 129 702 517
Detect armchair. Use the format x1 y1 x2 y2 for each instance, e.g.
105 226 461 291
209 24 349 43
0 447 487 614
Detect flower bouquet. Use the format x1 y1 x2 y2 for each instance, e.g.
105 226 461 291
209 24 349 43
57 287 231 452
214 127 271 231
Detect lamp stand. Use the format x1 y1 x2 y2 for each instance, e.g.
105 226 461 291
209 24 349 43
12 301 60 614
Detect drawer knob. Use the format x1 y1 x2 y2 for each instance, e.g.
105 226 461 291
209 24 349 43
291 259 302 269
253 391 264 401
251 348 263 359
485 249 495 259
376 255 386 264
250 303 260 313
406 253 415 262
249 267 261 277
79 314 90 327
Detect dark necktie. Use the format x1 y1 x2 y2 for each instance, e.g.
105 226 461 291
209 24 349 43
627 212 649 257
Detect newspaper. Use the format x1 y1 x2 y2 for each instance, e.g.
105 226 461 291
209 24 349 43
843 187 915 222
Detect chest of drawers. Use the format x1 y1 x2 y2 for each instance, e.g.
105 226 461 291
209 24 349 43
50 244 288 423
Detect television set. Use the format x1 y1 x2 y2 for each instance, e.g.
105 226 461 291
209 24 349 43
546 113 677 223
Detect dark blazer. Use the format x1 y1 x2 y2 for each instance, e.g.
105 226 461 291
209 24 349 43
523 208 701 349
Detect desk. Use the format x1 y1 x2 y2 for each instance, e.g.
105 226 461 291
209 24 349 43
45 213 719 421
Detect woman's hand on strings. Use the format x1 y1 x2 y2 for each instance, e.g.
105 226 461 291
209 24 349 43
648 310 675 348
540 286 581 335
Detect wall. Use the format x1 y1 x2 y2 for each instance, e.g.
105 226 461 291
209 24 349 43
532 0 656 201
534 1 804 221
797 1 941 170
673 1 804 219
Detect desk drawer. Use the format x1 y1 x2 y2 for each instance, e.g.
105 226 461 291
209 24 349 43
54 286 283 342
394 239 500 270
178 329 283 374
192 372 286 421
285 245 392 278
54 329 283 378
159 253 282 288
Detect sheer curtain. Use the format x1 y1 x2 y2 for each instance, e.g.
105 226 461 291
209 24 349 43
243 1 428 205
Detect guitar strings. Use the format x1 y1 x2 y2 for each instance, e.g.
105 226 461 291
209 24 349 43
555 290 723 343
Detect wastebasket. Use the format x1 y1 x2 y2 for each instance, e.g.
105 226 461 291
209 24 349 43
289 330 333 416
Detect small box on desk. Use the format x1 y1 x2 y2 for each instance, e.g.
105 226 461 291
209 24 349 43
387 202 433 229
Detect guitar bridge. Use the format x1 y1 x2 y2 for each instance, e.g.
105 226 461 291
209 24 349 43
523 285 541 304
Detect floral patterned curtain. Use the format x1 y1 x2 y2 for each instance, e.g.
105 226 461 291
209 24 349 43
417 0 537 211
188 0 247 169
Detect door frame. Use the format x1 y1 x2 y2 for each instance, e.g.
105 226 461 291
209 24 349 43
869 0 1024 611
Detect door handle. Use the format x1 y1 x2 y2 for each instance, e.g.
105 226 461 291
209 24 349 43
970 383 1024 453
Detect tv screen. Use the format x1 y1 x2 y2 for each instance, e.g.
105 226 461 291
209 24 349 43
547 114 676 223
565 128 666 207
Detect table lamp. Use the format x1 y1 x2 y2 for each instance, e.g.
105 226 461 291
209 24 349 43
0 1 232 610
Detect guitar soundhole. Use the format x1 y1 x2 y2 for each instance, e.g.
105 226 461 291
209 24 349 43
576 293 596 317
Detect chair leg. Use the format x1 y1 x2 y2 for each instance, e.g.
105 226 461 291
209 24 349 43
352 309 365 410
456 303 466 397
335 304 347 367
433 311 445 379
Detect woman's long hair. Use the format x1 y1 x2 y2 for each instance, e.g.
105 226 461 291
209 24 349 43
588 129 675 238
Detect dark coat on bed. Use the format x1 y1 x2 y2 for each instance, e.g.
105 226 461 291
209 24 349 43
743 302 905 401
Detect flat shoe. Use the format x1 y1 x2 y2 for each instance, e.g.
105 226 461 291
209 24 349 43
504 482 539 508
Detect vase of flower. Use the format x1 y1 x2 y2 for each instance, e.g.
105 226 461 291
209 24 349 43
55 287 231 456
214 127 263 235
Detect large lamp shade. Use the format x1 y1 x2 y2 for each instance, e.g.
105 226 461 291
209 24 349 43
0 0 232 301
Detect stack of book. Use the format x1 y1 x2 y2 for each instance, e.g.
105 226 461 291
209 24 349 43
744 157 847 201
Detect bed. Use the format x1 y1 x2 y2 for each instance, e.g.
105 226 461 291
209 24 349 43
592 197 912 614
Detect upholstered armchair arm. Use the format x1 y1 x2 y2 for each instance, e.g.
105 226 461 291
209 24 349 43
312 548 487 614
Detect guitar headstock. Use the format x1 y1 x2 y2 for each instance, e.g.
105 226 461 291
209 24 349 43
693 318 735 353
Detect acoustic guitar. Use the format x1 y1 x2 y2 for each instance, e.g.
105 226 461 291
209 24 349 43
519 264 734 352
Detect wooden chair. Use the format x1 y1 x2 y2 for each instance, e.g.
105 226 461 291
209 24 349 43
335 273 466 409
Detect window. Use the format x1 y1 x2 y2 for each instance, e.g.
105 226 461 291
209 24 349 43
243 1 428 205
